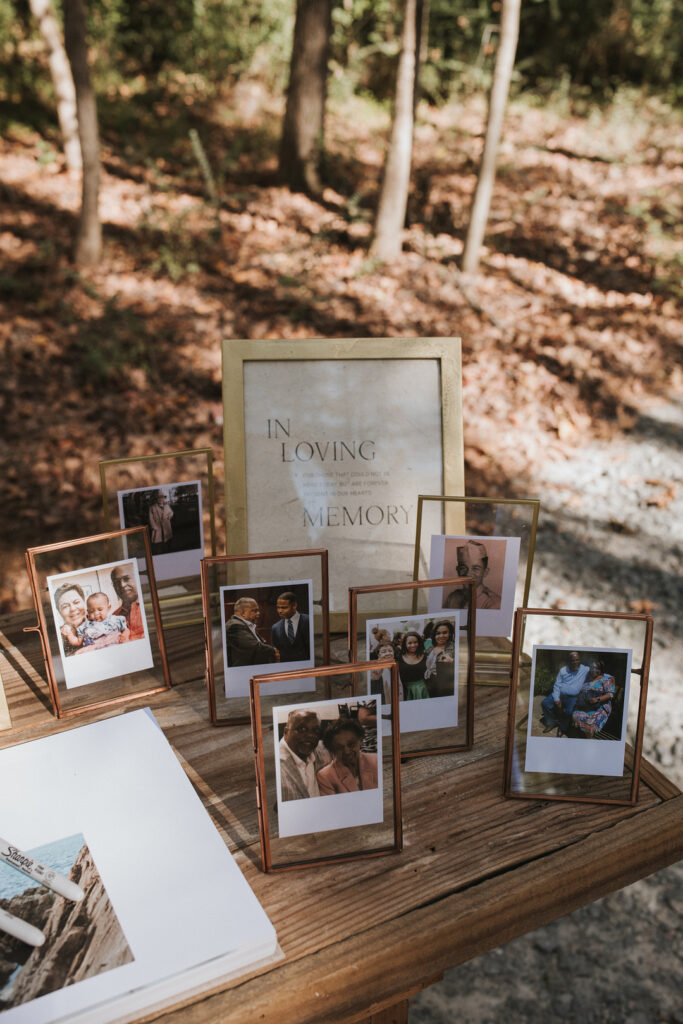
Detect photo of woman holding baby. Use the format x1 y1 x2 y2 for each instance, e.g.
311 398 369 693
48 558 155 691
54 581 130 657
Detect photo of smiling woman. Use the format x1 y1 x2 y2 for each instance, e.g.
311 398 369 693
48 560 154 689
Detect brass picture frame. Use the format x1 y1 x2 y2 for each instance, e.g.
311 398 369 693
349 577 475 758
222 338 464 629
201 548 330 725
504 607 653 806
25 528 170 718
413 494 540 685
251 660 403 872
99 448 217 629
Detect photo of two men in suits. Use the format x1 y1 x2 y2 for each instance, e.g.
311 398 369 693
222 580 313 672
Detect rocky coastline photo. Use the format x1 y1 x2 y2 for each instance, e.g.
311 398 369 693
0 835 133 1010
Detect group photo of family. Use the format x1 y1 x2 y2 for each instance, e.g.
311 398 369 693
117 480 204 580
48 559 154 689
366 614 459 704
528 647 630 742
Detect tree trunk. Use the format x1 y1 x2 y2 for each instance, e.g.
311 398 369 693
371 0 418 263
279 0 332 195
63 0 101 266
28 0 81 170
461 0 521 275
413 0 430 116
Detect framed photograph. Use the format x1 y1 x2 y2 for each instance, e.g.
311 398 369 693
525 646 631 776
117 481 204 581
201 549 329 725
414 495 540 684
220 579 316 698
365 611 460 732
47 558 154 689
273 695 383 838
25 529 170 718
223 338 464 623
349 578 475 757
504 608 653 805
99 449 216 628
251 661 402 871
428 533 520 637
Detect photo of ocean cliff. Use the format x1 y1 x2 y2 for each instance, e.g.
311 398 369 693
0 833 134 1010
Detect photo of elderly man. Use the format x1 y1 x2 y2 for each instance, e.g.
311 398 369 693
278 709 330 801
225 596 279 668
539 650 590 735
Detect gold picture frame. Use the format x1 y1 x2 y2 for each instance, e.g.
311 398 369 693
25 528 170 718
413 494 540 685
99 448 217 629
222 338 464 629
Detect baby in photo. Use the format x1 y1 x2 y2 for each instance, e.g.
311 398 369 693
76 592 130 649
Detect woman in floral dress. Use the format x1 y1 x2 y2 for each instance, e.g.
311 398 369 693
571 659 616 738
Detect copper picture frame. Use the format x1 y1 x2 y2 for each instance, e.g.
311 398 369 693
25 527 171 718
251 659 403 872
222 337 464 630
99 448 217 629
413 494 540 685
504 607 653 806
201 548 330 725
348 577 476 758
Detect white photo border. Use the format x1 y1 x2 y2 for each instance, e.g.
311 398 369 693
524 644 632 777
428 533 520 638
365 611 460 734
219 578 316 699
48 559 154 690
273 694 384 839
117 478 204 582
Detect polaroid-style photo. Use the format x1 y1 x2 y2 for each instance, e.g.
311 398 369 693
117 480 204 582
219 579 316 698
48 559 154 689
0 833 134 1010
525 645 632 777
273 696 383 839
365 612 460 733
428 534 520 637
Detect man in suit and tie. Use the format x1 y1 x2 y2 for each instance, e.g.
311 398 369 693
271 591 311 663
226 596 279 667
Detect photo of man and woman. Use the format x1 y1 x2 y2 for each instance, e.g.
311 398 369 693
525 645 632 777
220 579 315 698
117 480 204 581
273 697 383 838
428 533 520 637
48 560 154 689
365 612 460 734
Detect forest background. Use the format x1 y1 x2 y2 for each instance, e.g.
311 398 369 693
0 0 681 610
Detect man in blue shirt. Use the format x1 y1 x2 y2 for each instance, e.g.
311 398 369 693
540 651 589 735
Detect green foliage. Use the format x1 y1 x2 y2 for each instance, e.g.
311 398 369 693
516 0 683 99
87 0 293 89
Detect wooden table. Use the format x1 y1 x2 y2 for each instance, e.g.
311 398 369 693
1 613 681 1024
